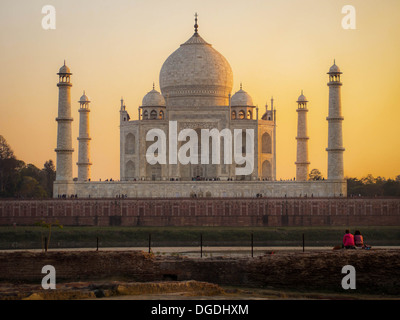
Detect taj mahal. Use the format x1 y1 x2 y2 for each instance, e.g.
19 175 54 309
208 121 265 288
53 15 347 198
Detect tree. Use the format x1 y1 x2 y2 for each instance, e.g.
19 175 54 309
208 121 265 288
361 174 376 185
0 135 24 197
19 161 56 198
358 174 385 196
309 168 324 181
35 219 63 252
1 136 56 198
346 177 364 195
20 163 42 182
383 179 400 197
347 174 400 197
0 135 14 159
41 160 56 197
0 135 14 194
18 176 47 198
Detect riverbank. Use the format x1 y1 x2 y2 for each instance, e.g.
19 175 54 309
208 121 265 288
2 246 400 258
0 248 399 299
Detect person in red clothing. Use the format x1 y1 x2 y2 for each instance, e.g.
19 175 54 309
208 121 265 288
342 229 356 249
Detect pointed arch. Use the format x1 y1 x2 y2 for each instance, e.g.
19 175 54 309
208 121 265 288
125 133 135 154
262 160 272 180
247 110 252 119
262 132 272 154
125 160 135 179
150 110 157 120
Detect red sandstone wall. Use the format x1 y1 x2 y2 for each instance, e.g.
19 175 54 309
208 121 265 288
0 198 399 227
0 251 157 283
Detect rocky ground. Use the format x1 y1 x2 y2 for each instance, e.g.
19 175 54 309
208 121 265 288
0 248 399 300
0 280 227 300
1 280 395 301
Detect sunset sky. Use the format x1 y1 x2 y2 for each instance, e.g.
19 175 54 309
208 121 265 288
0 0 399 181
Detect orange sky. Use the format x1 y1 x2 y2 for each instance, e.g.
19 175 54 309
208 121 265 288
0 0 399 181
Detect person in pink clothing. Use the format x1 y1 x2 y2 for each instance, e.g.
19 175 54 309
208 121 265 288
354 230 364 247
354 230 371 249
342 229 356 249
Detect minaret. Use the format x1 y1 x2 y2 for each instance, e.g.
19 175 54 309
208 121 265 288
271 97 277 181
77 91 92 181
295 91 310 181
55 61 74 181
120 97 129 123
326 60 345 180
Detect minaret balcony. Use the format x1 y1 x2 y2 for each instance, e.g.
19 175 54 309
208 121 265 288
55 148 74 153
327 81 342 86
56 117 73 122
326 147 345 152
77 136 92 141
57 81 72 87
326 116 344 121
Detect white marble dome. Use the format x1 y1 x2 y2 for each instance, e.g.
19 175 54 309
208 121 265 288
79 92 90 103
159 32 233 107
328 62 341 74
297 93 307 102
58 62 71 75
142 87 166 107
231 88 254 107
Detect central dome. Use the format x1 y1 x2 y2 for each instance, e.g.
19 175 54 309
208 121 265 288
159 31 233 107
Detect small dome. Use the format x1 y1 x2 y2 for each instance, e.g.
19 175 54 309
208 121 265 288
328 61 341 74
142 87 166 107
58 61 71 74
79 91 90 103
297 92 307 102
231 87 254 107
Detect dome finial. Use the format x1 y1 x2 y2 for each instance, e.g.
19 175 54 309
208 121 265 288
240 82 243 90
194 12 198 34
79 91 90 104
153 82 155 90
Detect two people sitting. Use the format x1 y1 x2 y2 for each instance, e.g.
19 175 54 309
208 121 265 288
343 229 371 249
